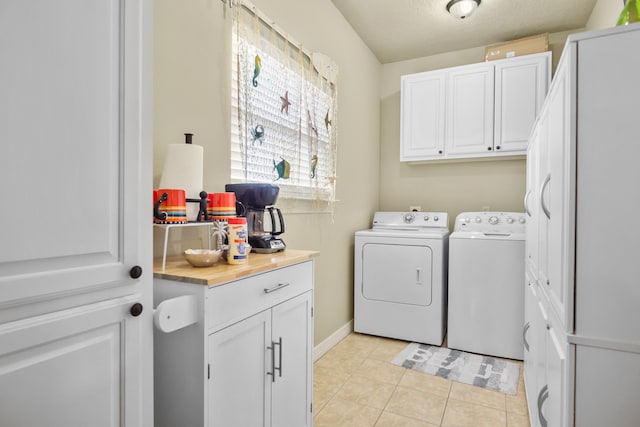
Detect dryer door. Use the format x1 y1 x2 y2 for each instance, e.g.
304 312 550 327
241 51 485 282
361 243 433 306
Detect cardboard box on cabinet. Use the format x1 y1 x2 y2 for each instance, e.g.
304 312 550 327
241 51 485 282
485 33 549 61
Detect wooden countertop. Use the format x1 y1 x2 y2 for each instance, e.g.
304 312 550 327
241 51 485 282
153 249 319 286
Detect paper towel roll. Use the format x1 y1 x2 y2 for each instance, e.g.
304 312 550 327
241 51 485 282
159 143 204 221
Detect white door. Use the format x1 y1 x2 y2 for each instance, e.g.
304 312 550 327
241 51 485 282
271 292 313 427
446 64 494 155
0 0 152 424
209 310 271 427
494 53 549 152
400 71 446 160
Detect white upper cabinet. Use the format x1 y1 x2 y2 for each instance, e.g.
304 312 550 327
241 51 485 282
400 52 551 162
495 53 551 153
446 63 494 156
400 71 446 160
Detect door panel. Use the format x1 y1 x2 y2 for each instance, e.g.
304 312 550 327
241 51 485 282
0 0 148 304
361 243 433 305
0 296 143 427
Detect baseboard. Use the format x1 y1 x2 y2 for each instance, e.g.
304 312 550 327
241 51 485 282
313 320 353 361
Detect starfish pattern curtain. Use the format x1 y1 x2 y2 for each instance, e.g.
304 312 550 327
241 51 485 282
230 0 338 212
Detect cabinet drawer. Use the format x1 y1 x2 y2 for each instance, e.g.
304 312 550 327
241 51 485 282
206 261 313 332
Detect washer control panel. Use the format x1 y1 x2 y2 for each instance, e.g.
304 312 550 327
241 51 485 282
372 211 449 230
454 211 526 233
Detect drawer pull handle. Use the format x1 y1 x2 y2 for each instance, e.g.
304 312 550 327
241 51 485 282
264 282 290 294
523 322 531 352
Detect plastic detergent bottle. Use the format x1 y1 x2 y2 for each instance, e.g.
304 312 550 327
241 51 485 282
227 217 248 264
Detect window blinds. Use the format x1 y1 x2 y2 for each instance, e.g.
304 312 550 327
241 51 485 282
230 0 338 209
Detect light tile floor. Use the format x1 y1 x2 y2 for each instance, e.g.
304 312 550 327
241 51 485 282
313 333 530 427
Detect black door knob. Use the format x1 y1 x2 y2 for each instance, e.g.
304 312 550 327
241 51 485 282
130 303 143 317
130 265 143 279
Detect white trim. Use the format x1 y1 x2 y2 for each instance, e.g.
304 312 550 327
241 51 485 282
313 320 353 362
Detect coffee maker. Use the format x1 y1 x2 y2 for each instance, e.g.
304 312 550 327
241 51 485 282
225 183 286 253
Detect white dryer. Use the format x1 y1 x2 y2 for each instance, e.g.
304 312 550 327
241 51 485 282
354 211 449 345
448 211 526 360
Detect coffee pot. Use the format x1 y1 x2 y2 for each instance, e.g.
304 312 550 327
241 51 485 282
225 183 286 253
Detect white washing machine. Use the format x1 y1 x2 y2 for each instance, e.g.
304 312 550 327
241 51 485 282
354 211 449 345
447 211 526 360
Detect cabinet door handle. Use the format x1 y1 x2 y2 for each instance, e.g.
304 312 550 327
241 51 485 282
537 384 549 427
524 190 531 217
264 282 290 294
267 342 276 383
540 173 551 219
523 322 531 352
274 337 283 378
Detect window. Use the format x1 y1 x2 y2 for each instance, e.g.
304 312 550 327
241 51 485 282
230 0 338 212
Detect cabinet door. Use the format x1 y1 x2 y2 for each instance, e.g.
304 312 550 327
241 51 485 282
525 125 540 277
400 71 446 161
209 310 271 427
271 292 313 427
537 111 551 301
445 64 494 156
545 50 573 332
543 312 567 427
494 53 550 152
0 296 145 427
523 272 538 425
532 296 548 427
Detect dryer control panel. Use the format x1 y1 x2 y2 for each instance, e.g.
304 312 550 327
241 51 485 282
454 211 526 234
372 211 449 230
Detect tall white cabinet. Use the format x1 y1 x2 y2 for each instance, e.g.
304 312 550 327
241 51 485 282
401 52 550 162
524 25 640 427
0 1 153 426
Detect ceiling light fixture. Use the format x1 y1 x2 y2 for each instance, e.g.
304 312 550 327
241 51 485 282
446 0 481 20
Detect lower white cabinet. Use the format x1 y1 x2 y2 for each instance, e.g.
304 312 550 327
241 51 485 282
524 277 568 427
154 260 314 427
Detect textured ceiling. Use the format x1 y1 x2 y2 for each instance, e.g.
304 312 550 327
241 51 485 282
330 0 599 63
